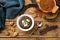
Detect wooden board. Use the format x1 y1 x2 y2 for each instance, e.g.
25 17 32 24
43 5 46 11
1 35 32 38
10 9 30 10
0 7 59 38
0 0 60 38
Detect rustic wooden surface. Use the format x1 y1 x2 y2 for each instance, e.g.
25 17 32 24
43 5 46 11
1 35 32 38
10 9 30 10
0 38 60 40
2 7 60 38
0 0 60 38
0 0 60 40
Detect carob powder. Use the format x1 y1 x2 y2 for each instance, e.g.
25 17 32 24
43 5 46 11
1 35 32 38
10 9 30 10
19 16 32 29
40 0 55 12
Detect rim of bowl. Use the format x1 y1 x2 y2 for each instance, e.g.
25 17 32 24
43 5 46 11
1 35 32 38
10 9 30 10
17 14 34 31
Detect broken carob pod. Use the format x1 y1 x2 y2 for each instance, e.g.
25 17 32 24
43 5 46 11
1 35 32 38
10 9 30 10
40 25 58 35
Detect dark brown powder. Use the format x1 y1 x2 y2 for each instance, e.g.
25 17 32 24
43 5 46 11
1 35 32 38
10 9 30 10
19 16 32 29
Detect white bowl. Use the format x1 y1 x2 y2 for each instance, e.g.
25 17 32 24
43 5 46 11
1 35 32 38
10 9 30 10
17 14 34 31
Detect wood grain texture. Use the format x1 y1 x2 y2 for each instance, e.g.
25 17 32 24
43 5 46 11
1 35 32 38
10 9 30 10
0 37 59 40
0 0 59 38
0 0 60 40
1 6 59 38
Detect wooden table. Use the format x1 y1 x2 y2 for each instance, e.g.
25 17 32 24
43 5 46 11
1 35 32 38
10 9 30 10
0 0 60 38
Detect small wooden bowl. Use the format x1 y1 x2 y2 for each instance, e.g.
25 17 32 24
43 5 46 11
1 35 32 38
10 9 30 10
36 0 57 13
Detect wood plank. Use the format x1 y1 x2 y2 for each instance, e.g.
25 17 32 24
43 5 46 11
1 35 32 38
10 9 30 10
2 7 60 37
0 0 60 38
0 21 59 37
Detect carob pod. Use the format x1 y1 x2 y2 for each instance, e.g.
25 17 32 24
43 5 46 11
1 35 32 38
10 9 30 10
40 25 58 35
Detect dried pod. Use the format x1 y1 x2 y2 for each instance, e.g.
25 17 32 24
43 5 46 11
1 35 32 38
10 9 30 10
13 32 18 37
3 30 10 36
13 24 16 28
40 25 58 35
10 22 14 26
10 27 15 32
